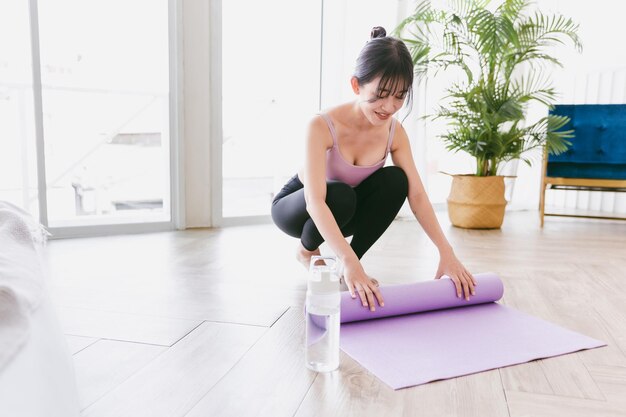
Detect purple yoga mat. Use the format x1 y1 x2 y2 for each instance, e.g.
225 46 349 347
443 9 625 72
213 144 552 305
339 272 606 390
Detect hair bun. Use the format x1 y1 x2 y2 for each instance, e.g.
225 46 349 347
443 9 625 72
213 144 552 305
370 26 386 39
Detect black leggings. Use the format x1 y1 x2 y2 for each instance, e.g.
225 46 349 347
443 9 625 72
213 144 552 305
271 166 408 259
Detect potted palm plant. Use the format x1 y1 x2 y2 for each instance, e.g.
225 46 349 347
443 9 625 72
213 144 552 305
394 0 582 228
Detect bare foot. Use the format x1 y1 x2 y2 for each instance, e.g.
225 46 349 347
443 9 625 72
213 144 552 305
295 243 323 270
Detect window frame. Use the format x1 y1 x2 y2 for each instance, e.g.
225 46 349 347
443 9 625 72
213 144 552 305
26 0 183 238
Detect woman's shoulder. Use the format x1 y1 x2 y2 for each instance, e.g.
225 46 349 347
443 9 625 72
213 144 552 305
304 113 334 148
305 112 328 131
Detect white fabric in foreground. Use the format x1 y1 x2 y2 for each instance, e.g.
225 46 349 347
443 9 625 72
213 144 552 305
0 294 81 417
0 201 49 371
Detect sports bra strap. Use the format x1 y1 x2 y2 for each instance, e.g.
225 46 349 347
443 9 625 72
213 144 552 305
319 113 338 147
386 118 396 155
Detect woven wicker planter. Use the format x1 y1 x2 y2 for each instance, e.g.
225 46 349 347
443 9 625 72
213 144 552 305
446 175 507 229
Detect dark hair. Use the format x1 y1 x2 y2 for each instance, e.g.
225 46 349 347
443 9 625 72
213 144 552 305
354 26 414 111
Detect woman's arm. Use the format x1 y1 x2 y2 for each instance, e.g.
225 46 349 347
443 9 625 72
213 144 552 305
302 116 356 265
390 123 477 300
302 116 384 310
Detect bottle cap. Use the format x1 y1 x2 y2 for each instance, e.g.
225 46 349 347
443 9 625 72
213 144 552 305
308 256 339 294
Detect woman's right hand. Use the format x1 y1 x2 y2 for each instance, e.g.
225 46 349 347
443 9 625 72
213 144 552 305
342 259 384 312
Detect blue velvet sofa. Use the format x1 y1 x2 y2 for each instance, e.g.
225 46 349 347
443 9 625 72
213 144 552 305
539 104 626 225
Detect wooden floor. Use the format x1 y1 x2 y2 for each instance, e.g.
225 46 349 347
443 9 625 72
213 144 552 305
46 210 626 417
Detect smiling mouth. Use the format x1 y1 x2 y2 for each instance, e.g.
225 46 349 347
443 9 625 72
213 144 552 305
375 111 390 119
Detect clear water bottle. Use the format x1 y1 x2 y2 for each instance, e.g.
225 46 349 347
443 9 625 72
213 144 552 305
305 255 341 372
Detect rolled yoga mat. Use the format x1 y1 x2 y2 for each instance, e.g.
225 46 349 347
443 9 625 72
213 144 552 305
339 272 606 390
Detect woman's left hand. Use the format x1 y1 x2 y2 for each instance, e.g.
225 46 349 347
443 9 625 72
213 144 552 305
434 251 477 301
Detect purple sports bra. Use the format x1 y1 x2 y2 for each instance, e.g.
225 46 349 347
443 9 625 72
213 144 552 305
320 113 396 187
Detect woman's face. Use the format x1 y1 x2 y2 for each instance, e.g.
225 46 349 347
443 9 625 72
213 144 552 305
354 75 407 126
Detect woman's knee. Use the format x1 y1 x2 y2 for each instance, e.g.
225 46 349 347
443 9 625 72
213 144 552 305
325 181 357 220
381 166 408 196
271 199 304 238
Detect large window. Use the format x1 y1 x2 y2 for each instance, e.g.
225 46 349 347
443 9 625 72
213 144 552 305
0 1 39 216
0 0 175 235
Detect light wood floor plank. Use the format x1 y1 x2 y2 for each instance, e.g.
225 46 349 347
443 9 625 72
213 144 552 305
587 364 626 405
293 353 411 417
185 308 316 417
538 354 605 400
587 364 626 388
500 361 554 396
73 339 166 409
59 307 203 346
452 371 510 417
53 285 291 327
578 264 626 303
82 321 265 417
65 335 99 355
591 300 626 352
506 390 624 417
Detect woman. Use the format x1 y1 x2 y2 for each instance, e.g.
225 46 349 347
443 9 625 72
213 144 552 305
271 26 476 312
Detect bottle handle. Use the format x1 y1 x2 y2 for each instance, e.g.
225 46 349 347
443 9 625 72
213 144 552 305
309 255 338 272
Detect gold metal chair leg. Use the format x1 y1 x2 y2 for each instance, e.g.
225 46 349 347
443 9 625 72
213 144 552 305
539 182 546 228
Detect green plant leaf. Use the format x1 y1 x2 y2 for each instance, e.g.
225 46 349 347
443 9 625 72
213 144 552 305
393 0 582 175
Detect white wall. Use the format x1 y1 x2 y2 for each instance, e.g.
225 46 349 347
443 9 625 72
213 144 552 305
182 0 212 227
